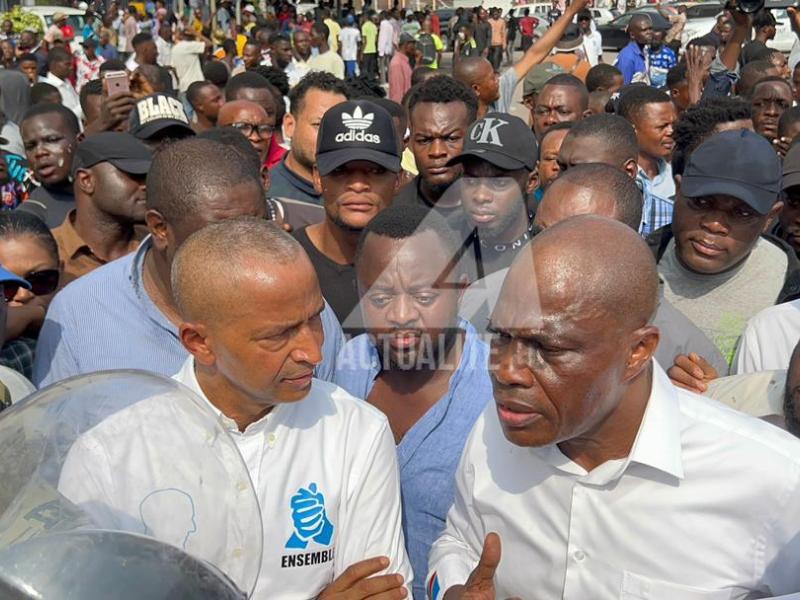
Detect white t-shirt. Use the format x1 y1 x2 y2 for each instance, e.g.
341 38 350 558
339 27 361 61
58 358 412 598
734 298 800 374
171 40 205 93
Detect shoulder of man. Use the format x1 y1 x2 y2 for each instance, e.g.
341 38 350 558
762 233 800 303
645 224 673 262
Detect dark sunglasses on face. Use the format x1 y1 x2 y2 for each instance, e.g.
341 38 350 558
230 122 275 139
2 269 59 303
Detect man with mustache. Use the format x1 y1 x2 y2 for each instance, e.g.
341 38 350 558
649 129 798 367
618 86 677 235
427 215 800 599
335 203 491 600
293 100 401 332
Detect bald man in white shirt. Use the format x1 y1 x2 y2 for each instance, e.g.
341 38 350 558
59 218 412 599
427 216 800 600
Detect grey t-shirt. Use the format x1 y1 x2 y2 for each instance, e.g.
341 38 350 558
659 238 787 366
491 68 519 115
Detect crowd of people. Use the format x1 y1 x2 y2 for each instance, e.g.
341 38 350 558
1 0 800 597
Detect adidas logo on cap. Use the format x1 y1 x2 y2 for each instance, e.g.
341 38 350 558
336 105 381 144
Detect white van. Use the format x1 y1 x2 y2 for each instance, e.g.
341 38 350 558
23 6 87 45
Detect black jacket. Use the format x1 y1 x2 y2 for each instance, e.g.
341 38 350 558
646 224 800 304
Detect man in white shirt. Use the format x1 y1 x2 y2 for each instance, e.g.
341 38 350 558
577 9 602 67
41 47 82 121
171 29 207 94
378 11 394 80
59 216 412 599
735 299 800 374
428 215 800 599
339 15 361 78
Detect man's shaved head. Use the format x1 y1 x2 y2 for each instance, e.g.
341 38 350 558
490 215 660 450
217 99 268 125
453 56 490 85
509 216 658 333
534 163 643 231
172 217 303 323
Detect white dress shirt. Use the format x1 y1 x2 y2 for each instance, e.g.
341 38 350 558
428 363 800 599
59 358 412 598
40 73 83 121
734 299 800 375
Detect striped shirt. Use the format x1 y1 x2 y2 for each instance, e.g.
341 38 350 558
33 237 344 388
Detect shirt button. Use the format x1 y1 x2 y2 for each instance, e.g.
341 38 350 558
236 480 248 492
268 433 277 447
573 550 586 562
232 548 243 558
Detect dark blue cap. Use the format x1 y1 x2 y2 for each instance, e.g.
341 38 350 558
682 129 781 215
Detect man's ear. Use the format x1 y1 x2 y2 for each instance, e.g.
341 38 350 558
283 111 296 141
674 173 682 193
75 168 95 195
261 165 270 191
145 209 170 251
625 325 660 383
526 168 538 194
312 165 323 194
623 158 638 180
179 322 215 365
764 200 785 233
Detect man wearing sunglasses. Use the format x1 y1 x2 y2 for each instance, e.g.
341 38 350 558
217 100 273 165
52 132 152 288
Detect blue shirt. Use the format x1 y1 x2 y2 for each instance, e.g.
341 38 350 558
616 40 648 85
33 237 344 388
334 319 491 600
637 161 675 236
98 43 120 61
649 45 677 88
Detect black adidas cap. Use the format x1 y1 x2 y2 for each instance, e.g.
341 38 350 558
316 100 401 176
447 112 538 171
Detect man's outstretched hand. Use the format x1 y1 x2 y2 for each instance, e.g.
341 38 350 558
442 533 521 600
318 556 407 600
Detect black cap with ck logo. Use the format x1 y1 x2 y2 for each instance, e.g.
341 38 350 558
447 112 538 171
315 100 401 176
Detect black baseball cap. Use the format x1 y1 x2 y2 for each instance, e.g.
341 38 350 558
783 141 800 190
316 100 401 176
447 112 538 171
682 129 781 215
72 132 152 175
129 93 195 141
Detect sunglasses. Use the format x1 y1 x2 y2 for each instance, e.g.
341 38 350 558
230 122 275 139
2 269 59 303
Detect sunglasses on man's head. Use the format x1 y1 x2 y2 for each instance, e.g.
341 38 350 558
1 269 59 302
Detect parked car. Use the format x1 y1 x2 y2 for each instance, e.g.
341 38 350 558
598 8 671 50
590 7 617 24
680 0 796 51
23 6 86 44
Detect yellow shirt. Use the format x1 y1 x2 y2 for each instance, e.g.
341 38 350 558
362 20 378 54
325 18 341 52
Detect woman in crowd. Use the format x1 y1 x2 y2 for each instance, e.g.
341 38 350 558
0 212 61 380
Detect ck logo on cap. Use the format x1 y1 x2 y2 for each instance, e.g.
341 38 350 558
470 117 508 147
336 105 381 144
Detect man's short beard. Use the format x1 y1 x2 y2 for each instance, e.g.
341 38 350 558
330 212 365 233
292 144 316 172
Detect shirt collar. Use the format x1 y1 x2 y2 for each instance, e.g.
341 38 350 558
637 159 668 183
53 209 88 260
276 154 318 197
174 356 278 436
534 361 684 483
129 235 180 336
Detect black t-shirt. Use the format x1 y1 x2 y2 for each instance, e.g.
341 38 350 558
17 184 75 228
740 40 770 65
293 226 363 335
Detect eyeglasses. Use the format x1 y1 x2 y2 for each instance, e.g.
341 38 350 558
2 269 59 303
230 122 275 139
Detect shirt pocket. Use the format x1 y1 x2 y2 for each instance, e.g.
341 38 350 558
621 571 733 600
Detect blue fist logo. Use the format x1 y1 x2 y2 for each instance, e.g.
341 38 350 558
285 483 334 549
